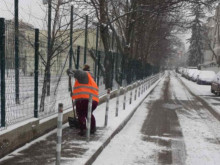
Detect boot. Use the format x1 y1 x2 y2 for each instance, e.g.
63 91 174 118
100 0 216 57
90 127 96 134
78 129 85 136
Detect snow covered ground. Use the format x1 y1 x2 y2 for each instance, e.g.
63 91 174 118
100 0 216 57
0 74 161 165
1 71 219 165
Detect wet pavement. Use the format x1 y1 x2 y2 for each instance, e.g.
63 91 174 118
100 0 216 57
141 74 186 165
140 72 220 164
0 126 105 165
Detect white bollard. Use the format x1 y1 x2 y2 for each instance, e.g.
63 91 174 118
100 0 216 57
87 95 93 142
123 87 127 110
115 85 120 117
104 89 111 127
56 103 63 165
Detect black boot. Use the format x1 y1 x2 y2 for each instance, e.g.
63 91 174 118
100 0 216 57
78 129 85 136
90 127 96 134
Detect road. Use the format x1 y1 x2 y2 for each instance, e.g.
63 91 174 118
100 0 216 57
93 71 220 165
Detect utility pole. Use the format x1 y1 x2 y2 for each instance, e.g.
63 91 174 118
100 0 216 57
15 0 20 104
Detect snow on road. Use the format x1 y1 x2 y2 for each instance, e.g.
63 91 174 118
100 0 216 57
93 71 220 165
93 78 165 165
171 72 220 165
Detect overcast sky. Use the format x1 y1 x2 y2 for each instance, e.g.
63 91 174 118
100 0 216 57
0 0 46 29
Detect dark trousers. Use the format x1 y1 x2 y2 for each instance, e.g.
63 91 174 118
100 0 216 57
75 100 98 131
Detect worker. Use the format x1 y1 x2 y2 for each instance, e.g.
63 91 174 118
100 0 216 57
67 64 99 136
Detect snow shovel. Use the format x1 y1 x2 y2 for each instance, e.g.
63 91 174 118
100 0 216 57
68 75 80 129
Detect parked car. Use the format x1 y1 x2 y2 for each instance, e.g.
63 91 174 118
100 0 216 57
187 69 198 80
191 70 201 82
197 71 216 85
181 68 188 78
211 71 220 95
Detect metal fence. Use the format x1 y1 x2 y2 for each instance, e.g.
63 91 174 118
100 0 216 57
0 17 159 131
0 18 121 130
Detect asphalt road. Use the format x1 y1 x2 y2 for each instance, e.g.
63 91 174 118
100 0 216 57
94 71 220 165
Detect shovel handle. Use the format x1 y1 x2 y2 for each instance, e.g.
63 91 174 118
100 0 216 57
69 76 77 119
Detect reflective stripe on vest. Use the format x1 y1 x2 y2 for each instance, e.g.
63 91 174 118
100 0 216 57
72 72 99 102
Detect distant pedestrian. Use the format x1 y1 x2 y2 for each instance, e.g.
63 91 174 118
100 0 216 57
67 64 99 136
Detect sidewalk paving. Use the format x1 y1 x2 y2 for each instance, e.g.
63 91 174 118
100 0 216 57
0 78 161 165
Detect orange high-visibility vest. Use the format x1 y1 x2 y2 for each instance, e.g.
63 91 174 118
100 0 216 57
72 72 99 103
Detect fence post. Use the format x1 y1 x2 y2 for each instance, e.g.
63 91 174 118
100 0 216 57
34 29 39 118
94 25 99 82
141 82 143 95
145 80 147 90
69 5 73 70
115 85 120 117
87 95 93 142
111 52 115 87
129 86 132 104
134 83 137 101
84 15 88 64
138 82 140 97
97 51 101 86
76 46 80 69
0 18 6 127
56 103 63 165
46 0 52 97
15 0 20 104
104 89 111 127
123 87 127 110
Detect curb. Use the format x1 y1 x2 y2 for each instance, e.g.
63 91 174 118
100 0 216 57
84 78 162 165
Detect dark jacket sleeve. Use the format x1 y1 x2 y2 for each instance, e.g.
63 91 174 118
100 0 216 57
73 70 89 84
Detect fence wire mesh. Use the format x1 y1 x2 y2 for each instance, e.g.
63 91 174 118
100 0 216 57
3 21 35 127
0 19 137 130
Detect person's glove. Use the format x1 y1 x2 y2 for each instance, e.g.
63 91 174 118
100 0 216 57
67 69 75 76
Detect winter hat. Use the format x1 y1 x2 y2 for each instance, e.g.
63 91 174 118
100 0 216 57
83 64 90 71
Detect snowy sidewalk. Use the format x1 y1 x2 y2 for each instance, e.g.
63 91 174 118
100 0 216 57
0 77 161 165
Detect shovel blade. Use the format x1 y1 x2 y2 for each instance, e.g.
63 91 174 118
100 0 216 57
68 117 80 128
